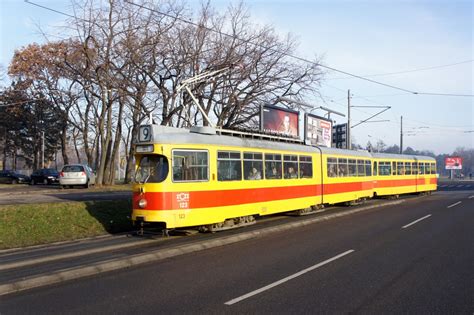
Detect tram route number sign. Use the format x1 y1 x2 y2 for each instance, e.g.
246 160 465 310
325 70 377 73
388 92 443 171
139 125 152 142
174 192 190 209
445 156 462 170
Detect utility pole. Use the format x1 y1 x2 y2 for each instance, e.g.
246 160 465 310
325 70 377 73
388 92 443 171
400 116 403 154
347 89 351 150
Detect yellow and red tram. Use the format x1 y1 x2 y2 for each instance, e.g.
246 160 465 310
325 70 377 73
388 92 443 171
132 125 437 231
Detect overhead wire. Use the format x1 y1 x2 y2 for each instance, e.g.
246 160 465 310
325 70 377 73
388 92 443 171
24 0 474 97
327 59 474 79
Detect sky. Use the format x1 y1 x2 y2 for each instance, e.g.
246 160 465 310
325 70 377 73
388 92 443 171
1 0 473 154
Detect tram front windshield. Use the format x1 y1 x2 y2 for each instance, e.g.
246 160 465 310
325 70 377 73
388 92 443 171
135 154 169 183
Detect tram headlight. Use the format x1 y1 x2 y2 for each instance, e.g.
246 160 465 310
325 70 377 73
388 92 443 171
138 198 147 209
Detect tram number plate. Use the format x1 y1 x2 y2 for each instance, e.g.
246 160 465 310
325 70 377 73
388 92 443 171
174 192 190 209
139 125 152 142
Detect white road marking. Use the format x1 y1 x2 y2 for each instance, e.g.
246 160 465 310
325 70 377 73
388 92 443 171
456 185 464 188
224 250 355 305
469 195 474 199
402 214 432 229
447 201 462 208
440 185 448 188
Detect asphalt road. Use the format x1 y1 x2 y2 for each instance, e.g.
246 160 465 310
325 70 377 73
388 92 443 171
1 190 473 314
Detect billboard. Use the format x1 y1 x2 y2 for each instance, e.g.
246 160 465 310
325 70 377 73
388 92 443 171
261 105 299 137
445 156 462 170
305 114 332 147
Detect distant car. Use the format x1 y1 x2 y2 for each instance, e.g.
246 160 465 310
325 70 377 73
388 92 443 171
0 170 30 184
30 168 60 185
59 164 96 188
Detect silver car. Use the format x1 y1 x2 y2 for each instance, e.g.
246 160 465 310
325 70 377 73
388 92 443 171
59 164 96 188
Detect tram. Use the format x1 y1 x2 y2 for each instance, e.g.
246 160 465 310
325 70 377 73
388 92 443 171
132 124 437 232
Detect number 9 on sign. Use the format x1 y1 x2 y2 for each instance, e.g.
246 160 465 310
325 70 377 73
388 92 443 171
139 126 152 142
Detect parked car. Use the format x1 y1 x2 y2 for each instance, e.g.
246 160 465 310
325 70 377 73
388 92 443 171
30 168 60 185
0 170 30 184
59 164 96 188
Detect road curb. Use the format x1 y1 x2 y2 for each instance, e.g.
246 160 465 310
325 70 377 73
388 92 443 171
0 199 405 296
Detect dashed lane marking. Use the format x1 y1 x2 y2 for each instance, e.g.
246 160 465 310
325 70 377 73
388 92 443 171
447 201 462 208
402 214 432 229
469 195 474 199
224 250 355 305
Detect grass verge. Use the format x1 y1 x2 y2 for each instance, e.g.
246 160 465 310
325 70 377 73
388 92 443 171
0 200 133 249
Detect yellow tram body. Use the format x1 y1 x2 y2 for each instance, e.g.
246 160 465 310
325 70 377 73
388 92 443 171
132 125 437 230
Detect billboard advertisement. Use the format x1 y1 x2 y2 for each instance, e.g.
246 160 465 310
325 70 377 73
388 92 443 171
261 105 299 137
305 114 332 147
445 156 462 170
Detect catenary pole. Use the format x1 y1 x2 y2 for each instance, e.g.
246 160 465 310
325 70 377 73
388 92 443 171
347 89 351 150
400 116 403 154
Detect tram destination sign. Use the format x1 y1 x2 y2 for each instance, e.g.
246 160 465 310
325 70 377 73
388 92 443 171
445 156 462 170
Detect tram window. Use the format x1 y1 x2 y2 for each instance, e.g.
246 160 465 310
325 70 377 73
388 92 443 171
412 162 418 175
265 154 282 179
431 163 436 174
419 163 425 175
284 155 298 179
348 159 357 176
135 154 169 183
299 155 313 178
244 152 263 180
172 150 208 182
217 151 242 181
357 160 365 176
392 162 397 175
397 162 404 175
378 161 391 176
327 157 338 177
365 160 372 176
373 161 378 176
405 162 412 175
338 158 348 177
425 163 431 175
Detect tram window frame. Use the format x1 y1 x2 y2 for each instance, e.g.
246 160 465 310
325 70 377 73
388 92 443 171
217 151 242 181
265 153 282 180
405 162 412 175
284 155 298 179
299 155 313 178
348 159 357 177
357 159 365 176
327 157 338 177
397 162 404 175
243 152 263 180
338 158 348 177
172 150 209 182
365 160 372 176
